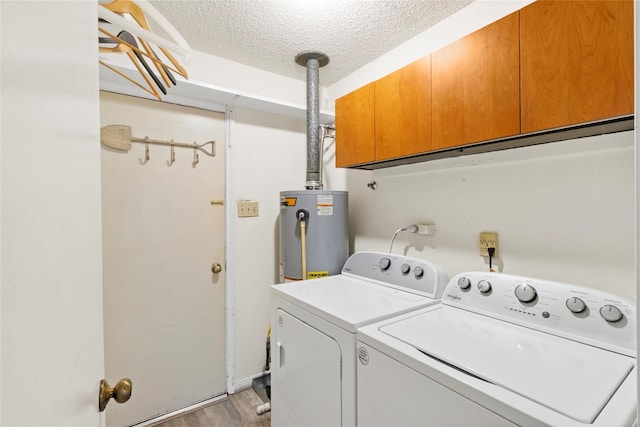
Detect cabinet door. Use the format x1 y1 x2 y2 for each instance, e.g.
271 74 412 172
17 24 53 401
375 56 431 160
335 82 375 167
432 12 520 150
520 1 634 133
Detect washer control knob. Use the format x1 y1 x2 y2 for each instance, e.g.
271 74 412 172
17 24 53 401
414 266 424 278
401 263 411 274
514 284 537 303
379 258 391 271
457 277 471 290
477 280 492 294
566 297 587 314
600 305 623 323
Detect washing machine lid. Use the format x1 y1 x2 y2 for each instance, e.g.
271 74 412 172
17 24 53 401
379 306 635 424
272 275 436 333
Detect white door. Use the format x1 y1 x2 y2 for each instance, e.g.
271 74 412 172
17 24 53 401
99 92 226 426
1 1 106 425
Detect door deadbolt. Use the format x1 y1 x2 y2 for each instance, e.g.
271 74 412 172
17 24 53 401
99 378 132 412
211 263 222 274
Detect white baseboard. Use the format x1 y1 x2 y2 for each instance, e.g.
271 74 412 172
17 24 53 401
134 372 270 426
234 371 269 393
137 394 228 427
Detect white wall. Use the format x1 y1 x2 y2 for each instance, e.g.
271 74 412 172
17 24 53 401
324 0 636 302
230 109 307 382
1 2 105 425
344 133 635 300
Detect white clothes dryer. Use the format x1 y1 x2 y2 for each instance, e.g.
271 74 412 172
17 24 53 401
357 271 637 426
270 251 448 427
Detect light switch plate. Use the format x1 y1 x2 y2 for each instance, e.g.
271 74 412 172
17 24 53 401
237 201 259 217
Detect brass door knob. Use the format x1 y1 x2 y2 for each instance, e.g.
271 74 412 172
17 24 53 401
99 378 132 412
211 263 222 274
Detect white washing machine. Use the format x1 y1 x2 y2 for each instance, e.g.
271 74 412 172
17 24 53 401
357 271 637 426
270 251 448 427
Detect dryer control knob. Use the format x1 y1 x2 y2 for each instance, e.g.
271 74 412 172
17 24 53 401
414 266 424 278
457 277 471 290
600 304 623 323
566 297 587 314
477 280 492 294
514 284 537 303
379 258 391 271
401 263 411 274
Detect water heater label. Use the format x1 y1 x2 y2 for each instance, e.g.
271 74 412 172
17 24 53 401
281 197 297 207
316 194 334 216
307 271 329 280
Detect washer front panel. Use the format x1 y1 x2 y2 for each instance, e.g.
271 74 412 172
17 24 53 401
379 306 634 424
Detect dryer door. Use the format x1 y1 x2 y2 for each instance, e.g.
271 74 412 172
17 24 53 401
272 309 342 426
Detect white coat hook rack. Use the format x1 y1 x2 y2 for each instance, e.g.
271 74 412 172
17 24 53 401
101 125 215 167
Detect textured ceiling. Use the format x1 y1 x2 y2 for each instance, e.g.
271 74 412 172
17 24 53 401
148 0 473 85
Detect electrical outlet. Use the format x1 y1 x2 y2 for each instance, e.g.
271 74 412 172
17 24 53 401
479 232 498 257
237 200 259 217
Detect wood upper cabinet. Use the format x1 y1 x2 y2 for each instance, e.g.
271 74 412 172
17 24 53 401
375 56 431 160
335 1 633 169
520 0 634 133
431 12 520 151
336 57 431 167
335 82 375 167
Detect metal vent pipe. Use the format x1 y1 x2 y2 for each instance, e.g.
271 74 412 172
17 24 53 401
295 51 329 190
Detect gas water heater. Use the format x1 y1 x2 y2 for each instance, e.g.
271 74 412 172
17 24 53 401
279 190 348 282
279 51 349 282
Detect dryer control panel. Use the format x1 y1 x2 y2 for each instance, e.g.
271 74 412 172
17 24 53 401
443 272 636 356
341 251 448 299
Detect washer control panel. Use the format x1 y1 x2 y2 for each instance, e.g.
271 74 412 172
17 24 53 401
444 272 636 355
341 251 448 299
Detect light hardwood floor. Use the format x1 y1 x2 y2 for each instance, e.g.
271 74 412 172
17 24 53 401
152 388 270 427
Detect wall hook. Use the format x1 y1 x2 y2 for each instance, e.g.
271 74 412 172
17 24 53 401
144 137 150 163
367 181 377 190
192 146 199 168
169 143 175 166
